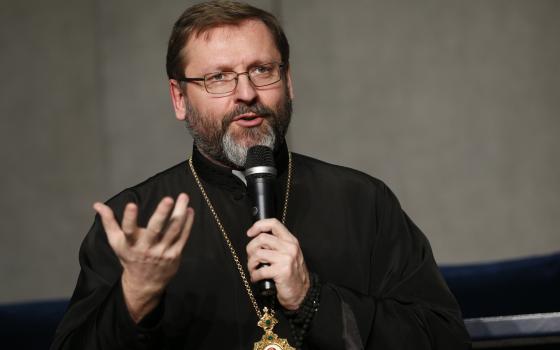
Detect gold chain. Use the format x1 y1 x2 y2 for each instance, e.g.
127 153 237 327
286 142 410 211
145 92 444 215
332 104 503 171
187 152 293 319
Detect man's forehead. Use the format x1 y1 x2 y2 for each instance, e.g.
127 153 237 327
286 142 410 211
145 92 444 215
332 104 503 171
191 19 267 41
182 20 279 71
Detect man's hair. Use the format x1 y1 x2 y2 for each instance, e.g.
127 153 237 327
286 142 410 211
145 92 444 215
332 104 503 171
166 0 290 80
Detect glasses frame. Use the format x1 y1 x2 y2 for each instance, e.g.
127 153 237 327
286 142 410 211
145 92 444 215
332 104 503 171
178 62 285 94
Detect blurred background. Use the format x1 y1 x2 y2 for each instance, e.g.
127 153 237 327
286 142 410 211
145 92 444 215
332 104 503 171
1 0 559 303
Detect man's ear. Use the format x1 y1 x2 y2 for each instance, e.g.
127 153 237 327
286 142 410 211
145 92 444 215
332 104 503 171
285 66 295 100
169 79 187 121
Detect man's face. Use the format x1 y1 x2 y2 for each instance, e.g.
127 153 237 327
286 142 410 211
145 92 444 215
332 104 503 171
170 20 294 168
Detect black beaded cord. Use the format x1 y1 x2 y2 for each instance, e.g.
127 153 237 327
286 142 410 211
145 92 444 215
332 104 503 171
282 273 321 349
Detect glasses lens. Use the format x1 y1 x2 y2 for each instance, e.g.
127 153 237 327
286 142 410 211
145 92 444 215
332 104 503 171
205 72 237 93
202 64 282 93
249 63 281 87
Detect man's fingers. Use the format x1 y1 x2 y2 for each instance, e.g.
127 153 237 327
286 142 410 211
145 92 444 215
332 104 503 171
250 267 275 283
121 203 139 239
160 193 189 246
93 202 121 235
246 232 279 256
93 202 124 250
247 248 282 272
167 207 195 257
177 206 195 247
249 259 282 283
247 218 295 242
146 197 175 235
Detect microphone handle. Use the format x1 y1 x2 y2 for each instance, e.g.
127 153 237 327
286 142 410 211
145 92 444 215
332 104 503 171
247 176 277 297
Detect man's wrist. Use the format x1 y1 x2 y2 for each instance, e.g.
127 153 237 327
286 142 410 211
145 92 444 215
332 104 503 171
121 273 165 323
283 274 311 311
282 272 322 348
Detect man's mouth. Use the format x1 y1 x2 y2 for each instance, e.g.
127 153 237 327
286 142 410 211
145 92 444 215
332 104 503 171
232 113 265 127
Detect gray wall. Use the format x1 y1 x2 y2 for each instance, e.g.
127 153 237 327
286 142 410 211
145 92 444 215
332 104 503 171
1 0 559 302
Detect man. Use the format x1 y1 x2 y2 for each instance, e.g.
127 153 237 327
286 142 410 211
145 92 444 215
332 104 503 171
51 1 470 349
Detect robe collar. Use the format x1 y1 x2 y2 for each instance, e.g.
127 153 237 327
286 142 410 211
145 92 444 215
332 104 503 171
190 140 290 193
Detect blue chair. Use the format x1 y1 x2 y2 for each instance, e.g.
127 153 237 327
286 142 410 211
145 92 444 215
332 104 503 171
441 252 560 319
0 299 68 349
441 252 560 346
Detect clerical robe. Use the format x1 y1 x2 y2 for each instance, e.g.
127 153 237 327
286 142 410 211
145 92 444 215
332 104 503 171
51 144 471 349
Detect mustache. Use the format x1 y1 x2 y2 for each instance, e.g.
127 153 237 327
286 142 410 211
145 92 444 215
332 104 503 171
221 103 275 127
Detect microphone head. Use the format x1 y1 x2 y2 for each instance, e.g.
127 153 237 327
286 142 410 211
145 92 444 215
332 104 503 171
244 146 276 177
245 145 275 168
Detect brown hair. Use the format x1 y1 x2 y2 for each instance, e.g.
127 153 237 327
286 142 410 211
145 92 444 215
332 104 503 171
166 1 290 80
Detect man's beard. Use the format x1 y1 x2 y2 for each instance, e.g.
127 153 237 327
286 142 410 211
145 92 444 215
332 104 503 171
183 88 292 169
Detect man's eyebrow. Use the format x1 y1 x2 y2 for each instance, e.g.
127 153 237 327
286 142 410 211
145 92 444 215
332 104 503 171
201 59 280 73
247 59 277 67
196 63 234 73
213 64 235 72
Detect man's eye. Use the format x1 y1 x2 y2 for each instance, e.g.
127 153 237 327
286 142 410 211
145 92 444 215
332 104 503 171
253 65 272 74
207 73 227 81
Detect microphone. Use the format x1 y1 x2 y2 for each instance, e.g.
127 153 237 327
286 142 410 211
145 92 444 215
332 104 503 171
244 145 277 297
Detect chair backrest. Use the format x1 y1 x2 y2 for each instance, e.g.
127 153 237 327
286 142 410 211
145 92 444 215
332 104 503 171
0 299 69 349
440 252 560 318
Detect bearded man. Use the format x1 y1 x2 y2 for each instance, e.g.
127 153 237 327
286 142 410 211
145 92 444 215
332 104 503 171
51 1 470 349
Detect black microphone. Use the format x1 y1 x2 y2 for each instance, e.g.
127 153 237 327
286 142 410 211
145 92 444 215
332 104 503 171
244 145 277 297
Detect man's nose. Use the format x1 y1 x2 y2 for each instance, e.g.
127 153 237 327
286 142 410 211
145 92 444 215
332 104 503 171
234 73 257 103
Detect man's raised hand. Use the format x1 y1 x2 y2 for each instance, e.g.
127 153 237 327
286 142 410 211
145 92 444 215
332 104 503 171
93 193 194 323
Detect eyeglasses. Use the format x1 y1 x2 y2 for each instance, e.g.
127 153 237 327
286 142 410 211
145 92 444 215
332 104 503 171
178 62 285 94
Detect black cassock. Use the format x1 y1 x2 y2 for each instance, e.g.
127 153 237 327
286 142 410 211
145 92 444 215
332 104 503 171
51 143 471 349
